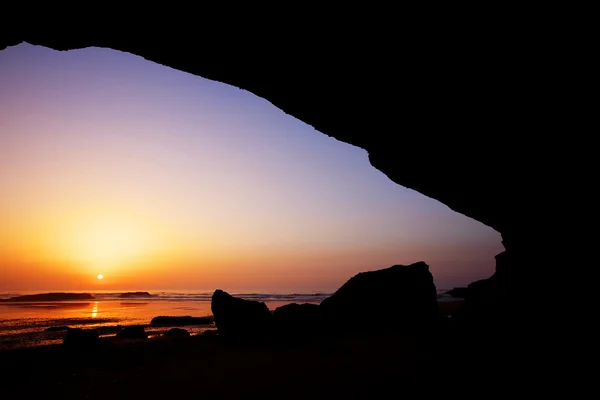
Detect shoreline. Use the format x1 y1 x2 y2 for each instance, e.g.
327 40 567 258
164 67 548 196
0 330 425 399
0 295 477 398
0 299 464 352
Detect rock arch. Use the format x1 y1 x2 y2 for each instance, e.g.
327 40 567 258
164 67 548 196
2 17 567 384
1 22 555 308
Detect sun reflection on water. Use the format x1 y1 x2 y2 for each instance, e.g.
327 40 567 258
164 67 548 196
92 301 98 318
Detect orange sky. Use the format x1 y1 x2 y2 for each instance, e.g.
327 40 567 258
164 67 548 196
0 43 504 293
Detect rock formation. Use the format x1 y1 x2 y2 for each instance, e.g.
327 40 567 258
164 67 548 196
118 292 152 298
63 328 99 348
116 325 148 339
0 293 94 302
272 303 321 339
150 316 212 326
163 328 190 338
0 24 557 259
320 262 440 334
211 289 272 339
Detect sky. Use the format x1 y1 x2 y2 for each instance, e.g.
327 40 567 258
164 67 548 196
0 43 504 293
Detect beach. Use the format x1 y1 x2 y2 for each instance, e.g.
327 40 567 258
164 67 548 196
0 292 331 351
0 330 433 399
0 290 458 351
0 291 466 398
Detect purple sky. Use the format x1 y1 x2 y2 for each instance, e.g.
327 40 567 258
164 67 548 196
0 43 503 292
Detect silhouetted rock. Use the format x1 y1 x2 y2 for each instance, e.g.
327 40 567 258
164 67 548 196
446 287 468 298
453 250 523 328
319 262 440 334
203 330 218 337
211 289 273 339
150 316 213 326
163 328 190 338
273 303 321 338
118 292 152 298
0 293 94 302
443 249 545 380
63 328 99 348
116 325 148 339
96 325 124 335
45 325 69 332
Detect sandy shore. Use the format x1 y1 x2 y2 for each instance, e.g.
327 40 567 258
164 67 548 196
0 332 436 399
0 300 552 399
1 300 493 398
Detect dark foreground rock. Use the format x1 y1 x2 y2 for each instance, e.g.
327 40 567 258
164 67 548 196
116 325 148 339
211 289 272 339
63 328 99 348
96 325 124 335
1 332 425 398
45 326 70 332
150 316 213 326
118 292 153 298
446 287 468 298
273 303 321 338
0 293 94 302
164 328 190 338
453 250 527 330
319 262 440 334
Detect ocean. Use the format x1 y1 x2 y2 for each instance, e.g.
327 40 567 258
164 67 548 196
0 290 457 351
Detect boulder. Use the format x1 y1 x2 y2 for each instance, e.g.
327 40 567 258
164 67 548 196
95 325 124 335
272 303 321 338
45 325 70 332
116 325 148 339
150 316 212 326
319 262 440 334
63 328 99 348
453 250 524 329
0 293 94 302
118 292 152 298
446 287 468 299
163 328 190 338
211 289 272 339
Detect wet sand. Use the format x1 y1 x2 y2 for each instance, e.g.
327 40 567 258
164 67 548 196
0 300 471 398
0 333 430 399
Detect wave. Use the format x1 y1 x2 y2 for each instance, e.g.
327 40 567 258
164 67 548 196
93 292 333 303
0 292 333 303
1 290 456 303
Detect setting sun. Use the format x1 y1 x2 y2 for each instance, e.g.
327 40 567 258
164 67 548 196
97 274 103 280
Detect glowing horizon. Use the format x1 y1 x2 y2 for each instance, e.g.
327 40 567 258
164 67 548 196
0 43 504 293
